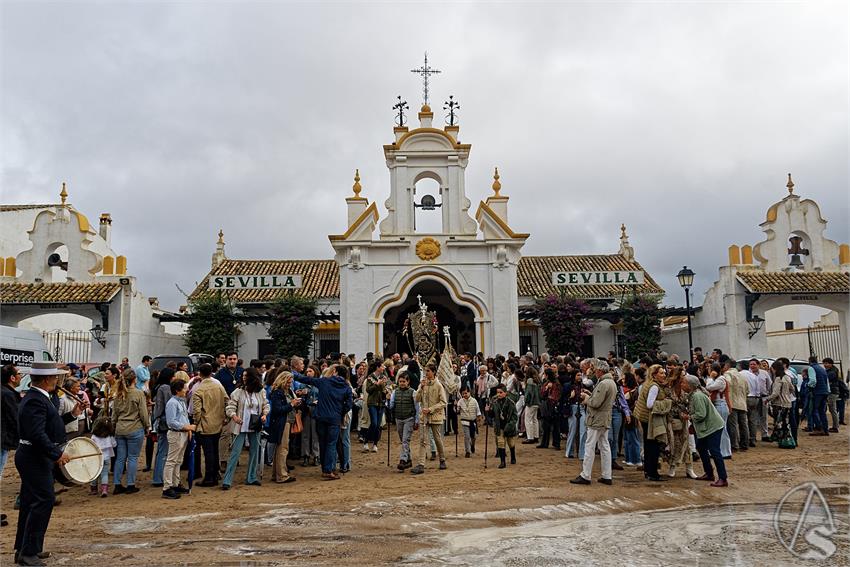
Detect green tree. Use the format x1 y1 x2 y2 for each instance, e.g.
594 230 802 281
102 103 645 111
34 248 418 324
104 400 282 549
267 294 319 358
184 291 238 355
534 295 591 356
621 294 662 360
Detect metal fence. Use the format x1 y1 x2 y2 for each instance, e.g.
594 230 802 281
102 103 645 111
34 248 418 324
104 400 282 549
41 330 92 364
807 324 843 375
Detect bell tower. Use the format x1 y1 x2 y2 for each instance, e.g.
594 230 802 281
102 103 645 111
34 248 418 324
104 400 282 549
379 101 478 238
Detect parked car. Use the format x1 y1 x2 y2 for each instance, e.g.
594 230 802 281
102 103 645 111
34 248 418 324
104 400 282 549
150 353 214 375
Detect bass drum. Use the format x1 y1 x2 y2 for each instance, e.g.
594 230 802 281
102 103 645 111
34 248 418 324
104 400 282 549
54 437 102 486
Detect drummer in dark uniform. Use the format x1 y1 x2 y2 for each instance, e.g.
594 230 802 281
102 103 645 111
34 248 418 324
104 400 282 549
14 361 85 567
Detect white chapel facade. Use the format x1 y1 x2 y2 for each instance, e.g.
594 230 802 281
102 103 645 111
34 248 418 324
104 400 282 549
191 98 663 360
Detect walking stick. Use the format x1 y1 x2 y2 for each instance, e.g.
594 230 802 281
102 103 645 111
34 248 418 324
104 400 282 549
455 424 458 458
387 416 391 467
484 421 489 469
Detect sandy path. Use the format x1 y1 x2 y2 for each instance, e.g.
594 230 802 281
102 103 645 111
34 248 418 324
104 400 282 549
1 429 847 565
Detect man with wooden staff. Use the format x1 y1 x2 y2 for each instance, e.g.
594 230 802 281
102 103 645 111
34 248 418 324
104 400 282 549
410 364 447 475
14 361 85 566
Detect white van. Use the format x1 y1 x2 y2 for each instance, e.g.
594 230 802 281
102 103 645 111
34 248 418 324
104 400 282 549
1 325 53 391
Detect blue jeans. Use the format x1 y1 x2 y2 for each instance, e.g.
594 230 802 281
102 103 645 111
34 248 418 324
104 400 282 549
316 420 341 474
223 431 260 486
92 457 111 487
114 428 145 487
0 448 8 479
152 432 169 484
608 410 623 459
813 394 829 432
340 413 352 470
624 426 642 464
696 428 727 480
368 405 384 444
566 404 586 458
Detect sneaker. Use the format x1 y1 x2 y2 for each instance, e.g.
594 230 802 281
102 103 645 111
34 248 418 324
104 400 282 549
569 475 591 485
362 444 370 453
161 488 180 500
221 484 231 491
439 460 447 470
124 485 140 494
100 484 109 498
598 478 613 485
410 464 425 475
371 445 378 453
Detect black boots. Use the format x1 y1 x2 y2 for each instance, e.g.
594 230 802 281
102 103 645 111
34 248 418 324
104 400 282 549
510 447 517 465
498 448 507 469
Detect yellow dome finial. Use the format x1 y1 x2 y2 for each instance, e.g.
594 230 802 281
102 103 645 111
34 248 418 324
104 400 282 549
786 172 795 195
217 229 224 244
352 169 362 197
60 182 68 206
492 167 501 196
421 103 431 113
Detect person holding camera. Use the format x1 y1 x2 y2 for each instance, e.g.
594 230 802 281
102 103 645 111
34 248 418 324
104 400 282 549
221 368 269 489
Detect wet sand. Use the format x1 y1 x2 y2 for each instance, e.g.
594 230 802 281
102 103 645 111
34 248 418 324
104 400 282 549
1 429 847 566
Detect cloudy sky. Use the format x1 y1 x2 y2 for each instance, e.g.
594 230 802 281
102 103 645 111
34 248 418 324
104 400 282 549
2 1 847 310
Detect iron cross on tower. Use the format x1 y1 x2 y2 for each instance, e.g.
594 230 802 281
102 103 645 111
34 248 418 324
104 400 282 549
410 52 441 106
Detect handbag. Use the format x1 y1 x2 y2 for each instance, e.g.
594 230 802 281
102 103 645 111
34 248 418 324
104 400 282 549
291 411 304 434
248 413 262 433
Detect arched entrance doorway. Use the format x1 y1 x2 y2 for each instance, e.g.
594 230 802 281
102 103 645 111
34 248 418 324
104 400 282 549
382 280 476 356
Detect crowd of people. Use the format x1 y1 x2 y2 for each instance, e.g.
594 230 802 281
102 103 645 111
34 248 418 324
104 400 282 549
0 345 846 564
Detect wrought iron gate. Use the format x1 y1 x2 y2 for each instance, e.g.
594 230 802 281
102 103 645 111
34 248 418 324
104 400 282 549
41 330 92 364
807 324 842 375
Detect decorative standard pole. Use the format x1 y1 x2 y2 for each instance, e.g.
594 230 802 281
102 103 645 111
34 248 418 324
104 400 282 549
677 266 695 362
410 52 441 106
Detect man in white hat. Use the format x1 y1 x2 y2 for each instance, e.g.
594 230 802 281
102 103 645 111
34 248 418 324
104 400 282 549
14 362 84 566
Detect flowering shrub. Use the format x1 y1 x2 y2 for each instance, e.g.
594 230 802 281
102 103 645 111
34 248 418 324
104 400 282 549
534 295 591 356
621 294 662 360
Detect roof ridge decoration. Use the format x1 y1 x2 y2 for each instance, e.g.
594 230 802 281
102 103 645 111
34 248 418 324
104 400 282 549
328 201 378 242
475 200 529 240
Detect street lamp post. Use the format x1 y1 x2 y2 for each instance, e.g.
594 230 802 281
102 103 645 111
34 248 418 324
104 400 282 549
676 266 695 362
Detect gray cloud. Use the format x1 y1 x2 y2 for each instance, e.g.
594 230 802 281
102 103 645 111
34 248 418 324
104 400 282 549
2 1 847 310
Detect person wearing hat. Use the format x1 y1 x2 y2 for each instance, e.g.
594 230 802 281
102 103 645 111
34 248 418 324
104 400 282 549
14 361 85 566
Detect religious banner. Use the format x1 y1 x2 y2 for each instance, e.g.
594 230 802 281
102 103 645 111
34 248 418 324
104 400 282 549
209 274 303 290
552 271 645 286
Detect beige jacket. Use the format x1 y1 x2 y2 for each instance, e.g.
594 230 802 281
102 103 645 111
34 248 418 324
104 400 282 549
415 378 447 425
725 369 749 411
225 388 270 436
191 378 228 435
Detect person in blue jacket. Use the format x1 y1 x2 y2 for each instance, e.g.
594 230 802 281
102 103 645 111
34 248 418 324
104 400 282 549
809 356 830 436
294 364 353 480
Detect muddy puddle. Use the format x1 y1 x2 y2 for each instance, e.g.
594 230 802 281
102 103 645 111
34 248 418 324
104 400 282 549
411 502 850 566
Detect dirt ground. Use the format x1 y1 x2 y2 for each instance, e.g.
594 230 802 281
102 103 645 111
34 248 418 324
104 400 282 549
1 428 847 566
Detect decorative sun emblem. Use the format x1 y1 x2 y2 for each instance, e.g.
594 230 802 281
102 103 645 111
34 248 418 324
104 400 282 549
415 237 441 261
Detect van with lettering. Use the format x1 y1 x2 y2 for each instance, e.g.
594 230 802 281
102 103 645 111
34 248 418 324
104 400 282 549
1 325 53 391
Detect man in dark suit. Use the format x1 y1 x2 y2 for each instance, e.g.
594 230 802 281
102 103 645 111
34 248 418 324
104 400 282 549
463 353 477 391
14 362 83 567
1 364 22 527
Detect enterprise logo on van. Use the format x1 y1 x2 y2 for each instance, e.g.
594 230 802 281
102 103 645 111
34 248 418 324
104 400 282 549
1 348 35 366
